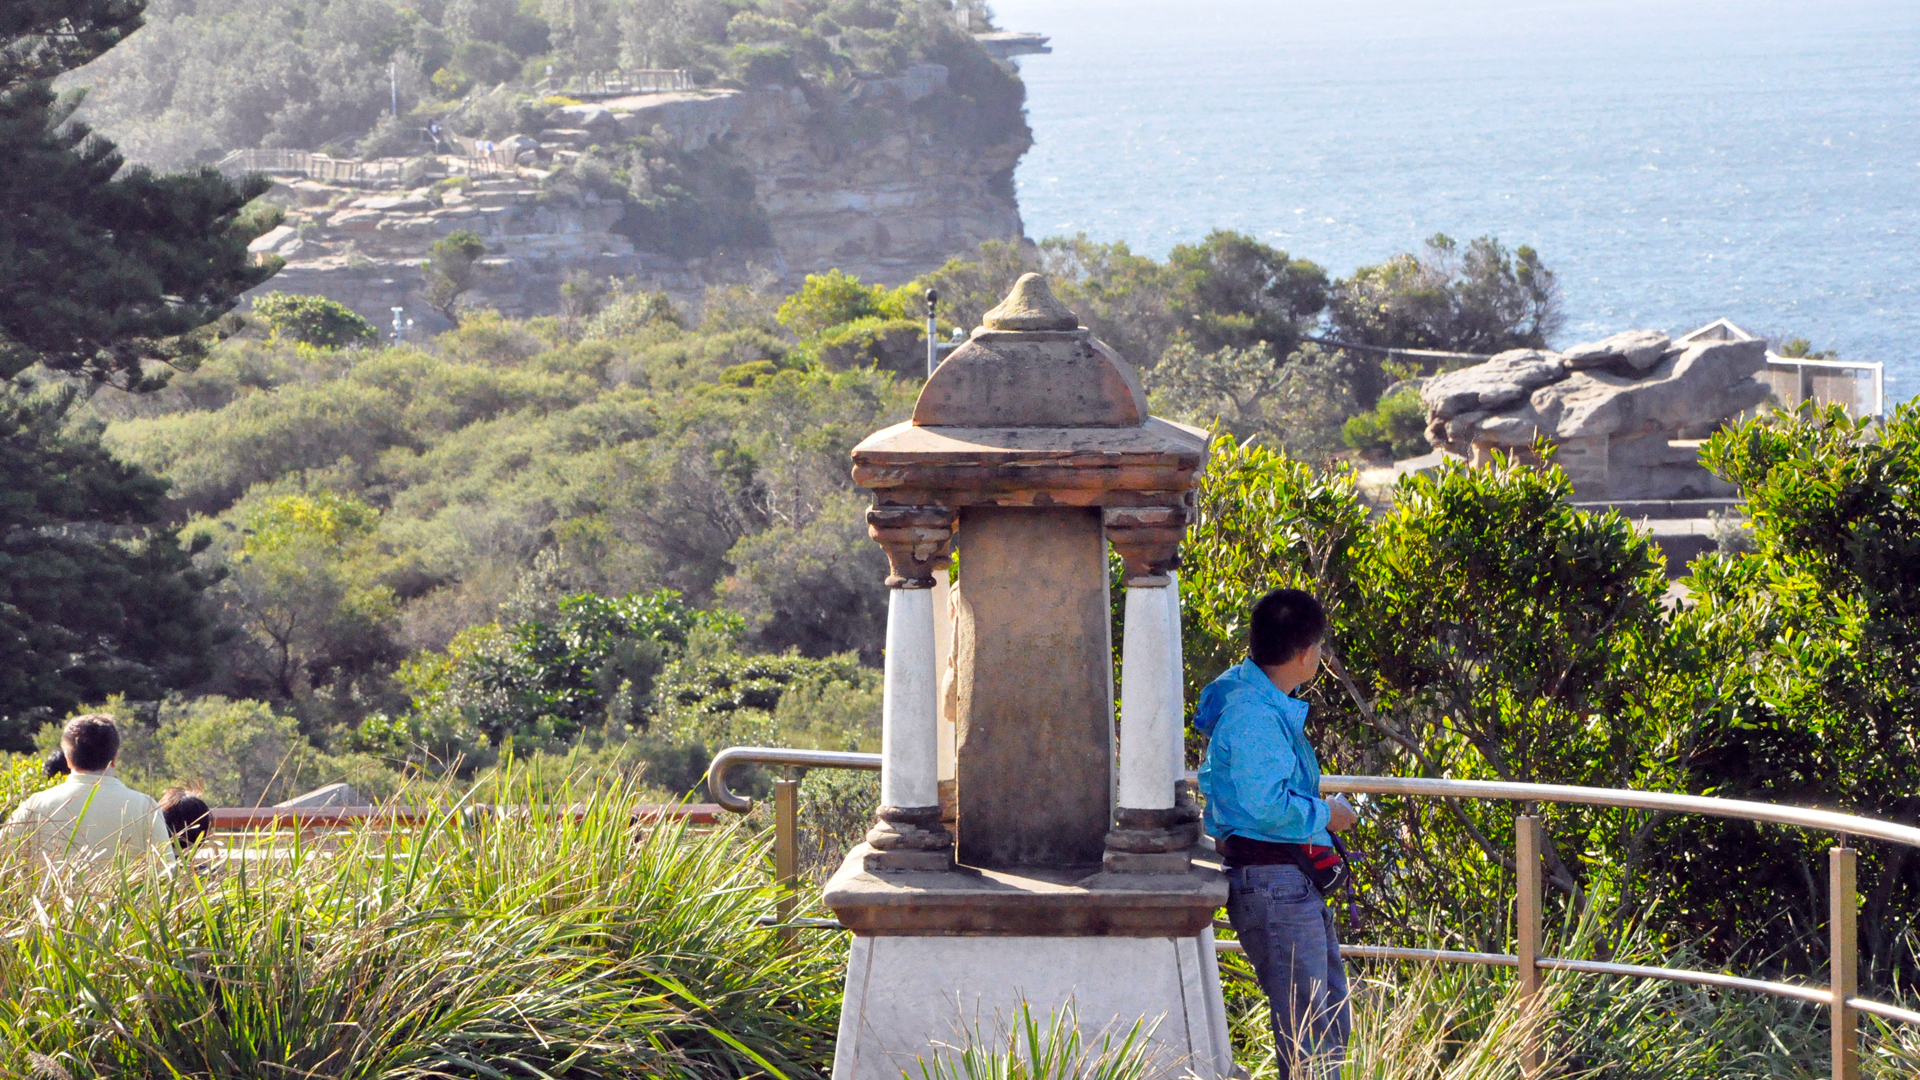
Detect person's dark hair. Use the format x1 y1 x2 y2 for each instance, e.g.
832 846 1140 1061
61 713 121 772
1248 588 1328 667
43 750 70 779
159 788 212 851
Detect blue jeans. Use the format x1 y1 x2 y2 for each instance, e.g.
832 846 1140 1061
1227 864 1350 1079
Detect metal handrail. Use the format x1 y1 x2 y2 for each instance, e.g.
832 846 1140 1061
706 744 1920 1073
1320 775 1920 850
706 746 880 811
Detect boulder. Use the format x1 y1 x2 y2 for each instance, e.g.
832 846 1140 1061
1561 328 1672 372
1421 348 1567 419
247 224 297 254
1421 333 1769 499
350 194 434 212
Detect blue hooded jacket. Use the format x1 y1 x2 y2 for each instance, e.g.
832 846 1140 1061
1194 659 1332 847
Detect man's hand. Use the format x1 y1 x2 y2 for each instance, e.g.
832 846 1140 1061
1325 796 1358 833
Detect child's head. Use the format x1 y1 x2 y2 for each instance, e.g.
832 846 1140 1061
1248 588 1327 667
159 788 212 852
43 750 70 780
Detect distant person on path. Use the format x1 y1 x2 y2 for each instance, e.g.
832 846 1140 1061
3 714 173 876
1195 588 1357 1079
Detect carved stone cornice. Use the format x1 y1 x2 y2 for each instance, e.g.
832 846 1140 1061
1103 505 1190 586
866 505 956 588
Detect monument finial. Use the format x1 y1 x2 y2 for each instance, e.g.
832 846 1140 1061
980 272 1079 332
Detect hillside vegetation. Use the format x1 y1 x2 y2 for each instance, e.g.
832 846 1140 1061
65 0 1022 167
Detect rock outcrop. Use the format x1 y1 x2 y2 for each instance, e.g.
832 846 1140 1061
1421 330 1771 500
244 70 1029 331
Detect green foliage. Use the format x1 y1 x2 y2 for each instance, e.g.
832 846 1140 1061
1657 402 1920 983
0 385 213 751
1182 437 1670 940
776 268 911 338
1146 342 1361 462
0 770 846 1077
186 489 401 724
1166 229 1330 356
1329 233 1563 355
389 588 708 759
1341 385 1430 461
422 230 489 326
250 291 378 348
2 1 279 389
909 1003 1155 1080
804 315 926 377
0 752 51 815
1775 336 1838 360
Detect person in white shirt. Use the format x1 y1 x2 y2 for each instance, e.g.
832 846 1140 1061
4 713 173 875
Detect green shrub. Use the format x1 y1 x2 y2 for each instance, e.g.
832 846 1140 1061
805 315 926 377
0 768 845 1077
250 292 378 348
775 269 911 339
1341 385 1430 460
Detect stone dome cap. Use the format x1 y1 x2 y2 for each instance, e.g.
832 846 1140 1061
981 272 1080 332
911 273 1149 428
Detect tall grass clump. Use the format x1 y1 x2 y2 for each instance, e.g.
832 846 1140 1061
0 766 843 1079
909 1002 1156 1080
1220 911 1920 1079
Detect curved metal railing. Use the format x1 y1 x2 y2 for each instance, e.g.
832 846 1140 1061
707 746 1920 1076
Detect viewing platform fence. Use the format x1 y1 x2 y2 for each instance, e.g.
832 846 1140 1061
533 69 694 98
214 146 513 186
707 744 1920 1079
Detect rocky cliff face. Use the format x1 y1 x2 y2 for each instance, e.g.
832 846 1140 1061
246 66 1029 330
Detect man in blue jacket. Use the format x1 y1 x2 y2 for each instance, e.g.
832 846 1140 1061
1196 588 1356 1078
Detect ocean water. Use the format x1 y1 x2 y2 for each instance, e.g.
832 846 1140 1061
992 0 1920 403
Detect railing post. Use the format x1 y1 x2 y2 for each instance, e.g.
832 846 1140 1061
774 776 799 949
1516 814 1544 1077
1831 843 1859 1080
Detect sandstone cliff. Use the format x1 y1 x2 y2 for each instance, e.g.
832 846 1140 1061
245 66 1029 331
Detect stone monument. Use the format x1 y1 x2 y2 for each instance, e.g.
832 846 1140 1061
828 274 1231 1080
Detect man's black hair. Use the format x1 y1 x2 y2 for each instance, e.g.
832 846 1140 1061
61 713 120 772
43 750 70 779
1248 588 1328 667
160 788 212 851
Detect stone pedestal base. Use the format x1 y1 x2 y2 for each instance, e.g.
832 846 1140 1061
831 932 1235 1080
823 844 1234 1080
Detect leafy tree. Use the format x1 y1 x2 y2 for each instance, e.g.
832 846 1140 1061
1180 439 1669 942
1329 233 1562 357
189 489 402 725
422 230 488 327
250 292 378 348
2 0 281 391
0 385 214 750
1146 342 1360 462
775 269 909 339
1167 229 1329 356
1341 386 1430 461
1652 402 1920 984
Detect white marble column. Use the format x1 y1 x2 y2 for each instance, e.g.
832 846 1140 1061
881 586 939 810
1118 580 1180 811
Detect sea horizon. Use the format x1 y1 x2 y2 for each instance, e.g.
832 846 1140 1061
995 0 1920 403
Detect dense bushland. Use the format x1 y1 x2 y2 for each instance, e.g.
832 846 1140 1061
1179 401 1920 992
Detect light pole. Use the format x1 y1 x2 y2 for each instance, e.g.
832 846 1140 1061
390 62 399 119
924 288 939 378
390 306 413 344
